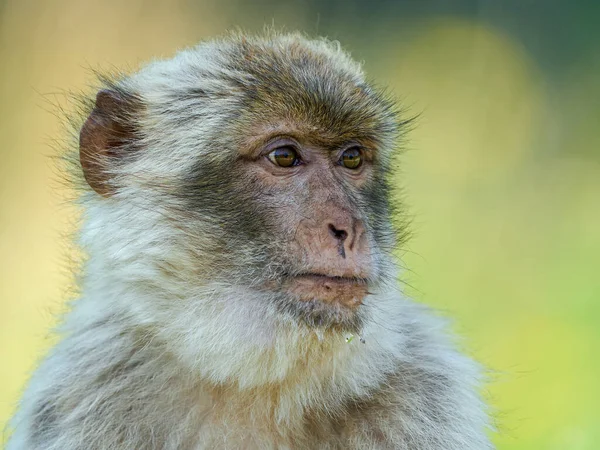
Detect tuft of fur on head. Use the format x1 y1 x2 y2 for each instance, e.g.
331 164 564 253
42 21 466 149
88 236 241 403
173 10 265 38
7 31 493 449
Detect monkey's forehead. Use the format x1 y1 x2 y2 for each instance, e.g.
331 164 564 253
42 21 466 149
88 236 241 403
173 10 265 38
124 33 400 153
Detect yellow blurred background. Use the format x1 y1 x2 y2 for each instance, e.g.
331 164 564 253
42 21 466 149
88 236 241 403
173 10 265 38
1 1 599 448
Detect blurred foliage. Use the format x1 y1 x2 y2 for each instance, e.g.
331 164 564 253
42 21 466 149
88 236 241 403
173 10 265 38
1 1 598 448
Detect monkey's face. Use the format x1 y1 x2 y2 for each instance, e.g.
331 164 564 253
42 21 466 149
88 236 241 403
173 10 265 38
228 129 384 331
178 67 399 331
79 36 401 332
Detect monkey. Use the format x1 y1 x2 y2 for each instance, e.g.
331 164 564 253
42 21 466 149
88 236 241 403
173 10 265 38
5 32 493 449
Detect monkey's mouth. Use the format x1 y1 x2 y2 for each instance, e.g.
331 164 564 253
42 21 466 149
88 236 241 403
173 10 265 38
281 273 368 309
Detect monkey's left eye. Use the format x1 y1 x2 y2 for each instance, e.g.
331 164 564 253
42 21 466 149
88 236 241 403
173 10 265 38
339 147 362 169
267 146 300 167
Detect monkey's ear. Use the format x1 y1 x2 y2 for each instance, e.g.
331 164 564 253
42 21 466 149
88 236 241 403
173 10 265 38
79 89 141 196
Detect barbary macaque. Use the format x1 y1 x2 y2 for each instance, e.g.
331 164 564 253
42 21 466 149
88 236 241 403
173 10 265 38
7 32 493 449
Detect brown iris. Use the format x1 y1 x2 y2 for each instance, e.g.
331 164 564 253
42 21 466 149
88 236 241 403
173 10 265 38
268 146 299 167
340 147 362 169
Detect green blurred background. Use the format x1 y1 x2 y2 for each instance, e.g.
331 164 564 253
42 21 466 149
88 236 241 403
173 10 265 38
1 0 599 448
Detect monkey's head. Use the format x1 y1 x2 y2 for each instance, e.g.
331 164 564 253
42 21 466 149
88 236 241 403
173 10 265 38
78 33 404 340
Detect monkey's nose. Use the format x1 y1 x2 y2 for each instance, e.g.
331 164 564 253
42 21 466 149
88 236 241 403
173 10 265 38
328 224 350 258
328 224 348 242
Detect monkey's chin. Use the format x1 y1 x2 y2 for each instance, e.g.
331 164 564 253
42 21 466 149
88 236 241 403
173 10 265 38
271 274 368 332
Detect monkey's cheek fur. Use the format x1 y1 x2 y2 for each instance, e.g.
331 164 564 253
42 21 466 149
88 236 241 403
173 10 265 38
283 275 367 309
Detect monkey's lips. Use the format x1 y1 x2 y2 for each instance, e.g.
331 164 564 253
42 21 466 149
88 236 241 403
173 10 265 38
282 274 368 309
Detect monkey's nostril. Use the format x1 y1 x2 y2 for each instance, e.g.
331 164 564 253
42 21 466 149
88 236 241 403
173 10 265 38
328 224 348 242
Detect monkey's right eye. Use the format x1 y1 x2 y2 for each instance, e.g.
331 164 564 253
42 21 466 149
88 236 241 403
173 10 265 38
267 147 300 167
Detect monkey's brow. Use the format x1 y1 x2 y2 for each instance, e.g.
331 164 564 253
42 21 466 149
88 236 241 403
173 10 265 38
239 127 378 159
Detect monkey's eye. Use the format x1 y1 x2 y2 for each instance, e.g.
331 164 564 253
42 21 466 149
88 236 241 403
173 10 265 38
339 147 362 169
267 146 300 167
